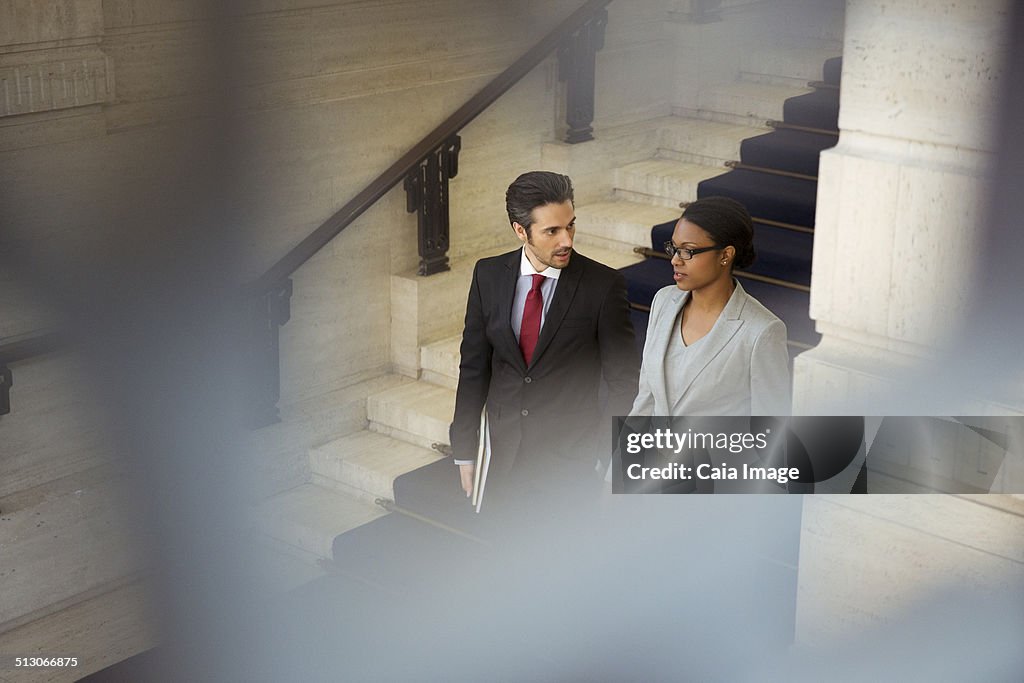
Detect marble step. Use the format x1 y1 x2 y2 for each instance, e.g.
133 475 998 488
575 200 682 254
613 159 727 209
775 1 846 45
574 242 647 270
255 483 385 560
1 352 114 500
391 243 512 378
739 45 843 87
366 379 455 450
655 117 767 164
683 82 814 127
420 336 462 389
0 464 147 631
310 430 443 502
247 532 331 594
540 118 669 207
256 373 414 453
0 579 156 683
241 373 415 499
0 271 59 340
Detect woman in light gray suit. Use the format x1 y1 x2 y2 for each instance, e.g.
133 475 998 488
631 197 791 416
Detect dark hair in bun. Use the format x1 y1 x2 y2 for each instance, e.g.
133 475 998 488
680 196 756 270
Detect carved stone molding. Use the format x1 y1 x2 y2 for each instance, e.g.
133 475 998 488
0 48 113 118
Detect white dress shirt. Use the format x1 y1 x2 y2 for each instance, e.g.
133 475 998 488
510 247 561 339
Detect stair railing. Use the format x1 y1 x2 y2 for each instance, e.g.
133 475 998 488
246 0 613 426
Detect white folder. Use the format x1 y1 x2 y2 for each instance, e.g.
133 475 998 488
471 408 492 513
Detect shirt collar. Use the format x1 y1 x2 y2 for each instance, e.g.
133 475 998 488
519 247 562 280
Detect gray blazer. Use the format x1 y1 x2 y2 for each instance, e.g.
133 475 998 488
630 281 791 416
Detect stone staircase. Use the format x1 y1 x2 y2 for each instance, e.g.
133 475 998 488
256 34 842 568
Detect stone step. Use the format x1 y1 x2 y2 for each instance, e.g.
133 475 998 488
255 483 385 560
242 373 415 499
310 430 443 502
247 532 331 594
0 464 147 631
0 579 156 683
575 200 682 254
655 117 766 164
541 118 669 207
420 336 462 389
0 271 59 340
391 244 511 378
775 1 846 45
683 82 814 127
366 379 455 450
573 243 646 269
613 159 726 209
1 352 114 500
739 45 843 86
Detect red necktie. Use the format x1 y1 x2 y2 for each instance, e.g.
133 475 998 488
519 274 545 366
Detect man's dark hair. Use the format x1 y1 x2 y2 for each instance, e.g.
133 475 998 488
680 196 757 270
505 171 574 236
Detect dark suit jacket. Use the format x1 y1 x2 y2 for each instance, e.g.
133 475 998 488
449 248 639 486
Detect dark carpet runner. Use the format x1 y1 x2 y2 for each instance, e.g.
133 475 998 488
621 56 841 360
781 89 840 131
822 56 842 85
740 128 836 176
697 168 818 230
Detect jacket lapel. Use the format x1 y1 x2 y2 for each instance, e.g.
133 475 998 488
497 250 527 374
669 280 747 415
526 250 583 371
648 287 687 412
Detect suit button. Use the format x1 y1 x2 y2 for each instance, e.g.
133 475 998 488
521 409 529 417
524 377 532 384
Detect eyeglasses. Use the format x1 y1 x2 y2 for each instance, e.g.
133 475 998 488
663 241 721 260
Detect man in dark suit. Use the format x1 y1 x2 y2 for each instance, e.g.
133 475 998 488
449 171 639 514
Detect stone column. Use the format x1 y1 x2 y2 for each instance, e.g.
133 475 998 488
794 0 1018 415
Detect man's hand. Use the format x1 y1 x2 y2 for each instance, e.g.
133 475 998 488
459 463 475 497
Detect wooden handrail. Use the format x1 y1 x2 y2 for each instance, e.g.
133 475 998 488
248 0 613 296
0 330 64 365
